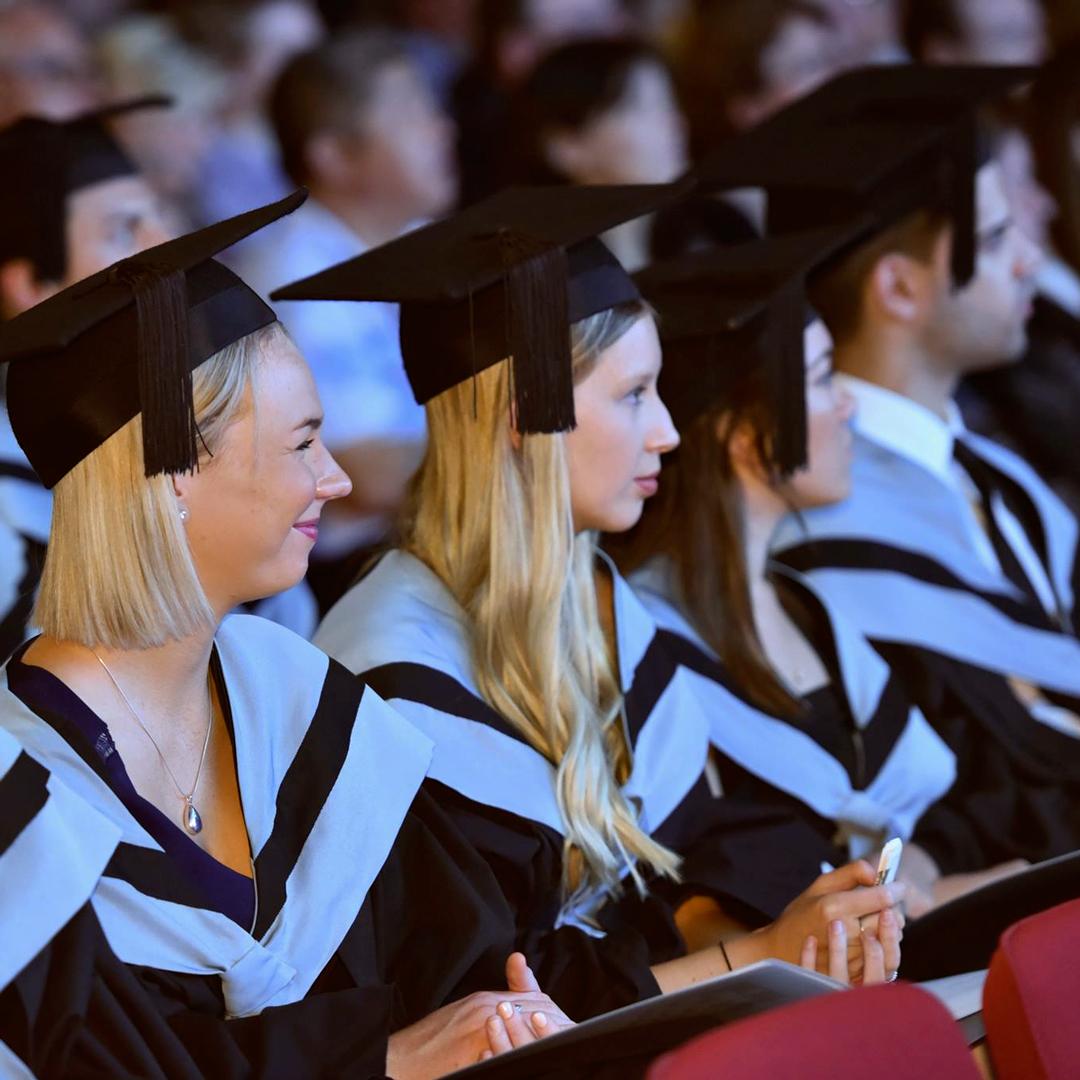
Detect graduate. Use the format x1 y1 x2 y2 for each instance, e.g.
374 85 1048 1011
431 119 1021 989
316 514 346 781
0 194 580 1079
698 64 1080 866
0 102 318 653
610 226 1030 922
275 183 904 1007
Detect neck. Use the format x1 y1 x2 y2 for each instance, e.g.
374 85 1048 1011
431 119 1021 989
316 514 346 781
311 185 413 250
739 478 786 591
836 325 957 421
89 625 218 715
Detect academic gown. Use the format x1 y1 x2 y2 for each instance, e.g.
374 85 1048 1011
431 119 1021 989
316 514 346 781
627 557 964 870
772 428 1080 865
0 410 50 663
315 549 833 1020
0 614 522 1079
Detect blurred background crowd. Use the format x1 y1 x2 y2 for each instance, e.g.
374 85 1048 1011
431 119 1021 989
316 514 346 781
3 0 1079 610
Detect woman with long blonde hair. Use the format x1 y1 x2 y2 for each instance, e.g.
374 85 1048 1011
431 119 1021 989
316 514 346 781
280 184 905 1018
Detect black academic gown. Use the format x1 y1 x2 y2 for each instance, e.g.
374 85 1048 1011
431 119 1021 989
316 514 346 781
627 557 972 872
315 549 832 1021
0 615 520 1079
772 423 1080 867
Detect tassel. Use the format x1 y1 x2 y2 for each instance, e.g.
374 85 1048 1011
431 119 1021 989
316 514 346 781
762 278 809 477
498 230 574 435
947 118 979 288
110 260 197 478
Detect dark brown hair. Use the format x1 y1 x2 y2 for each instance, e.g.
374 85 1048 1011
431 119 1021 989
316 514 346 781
810 208 949 344
610 366 803 718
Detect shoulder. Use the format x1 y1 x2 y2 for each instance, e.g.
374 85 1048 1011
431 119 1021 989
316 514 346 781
315 551 474 683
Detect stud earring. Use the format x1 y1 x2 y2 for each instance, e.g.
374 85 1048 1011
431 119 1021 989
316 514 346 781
179 507 190 522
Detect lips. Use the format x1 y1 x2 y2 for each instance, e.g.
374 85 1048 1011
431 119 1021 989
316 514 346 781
293 520 319 542
635 474 660 497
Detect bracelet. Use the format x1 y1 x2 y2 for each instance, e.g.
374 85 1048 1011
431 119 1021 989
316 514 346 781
719 940 733 972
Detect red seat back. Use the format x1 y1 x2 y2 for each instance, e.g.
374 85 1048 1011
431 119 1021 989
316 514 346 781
984 897 1080 1080
648 983 979 1080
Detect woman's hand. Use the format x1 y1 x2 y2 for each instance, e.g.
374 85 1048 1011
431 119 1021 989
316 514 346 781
799 905 902 985
735 860 905 983
385 953 574 1080
932 859 1030 908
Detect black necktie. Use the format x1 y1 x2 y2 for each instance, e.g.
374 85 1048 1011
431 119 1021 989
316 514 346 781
952 438 1049 610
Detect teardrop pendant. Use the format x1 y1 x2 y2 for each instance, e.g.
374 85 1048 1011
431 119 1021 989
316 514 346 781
184 800 203 835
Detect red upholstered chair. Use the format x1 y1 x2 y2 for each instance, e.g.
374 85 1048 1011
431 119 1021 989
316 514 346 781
647 983 979 1080
984 897 1080 1080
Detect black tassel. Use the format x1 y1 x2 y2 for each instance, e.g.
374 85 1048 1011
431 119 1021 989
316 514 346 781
110 261 197 478
499 231 574 435
948 118 979 288
762 278 809 477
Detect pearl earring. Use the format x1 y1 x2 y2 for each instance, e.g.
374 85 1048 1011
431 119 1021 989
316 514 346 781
179 507 190 522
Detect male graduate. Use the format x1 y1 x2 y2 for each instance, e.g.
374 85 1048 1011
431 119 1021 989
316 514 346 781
698 64 1080 875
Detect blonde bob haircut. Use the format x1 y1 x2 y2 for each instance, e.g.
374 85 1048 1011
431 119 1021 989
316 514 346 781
404 301 682 908
33 321 283 650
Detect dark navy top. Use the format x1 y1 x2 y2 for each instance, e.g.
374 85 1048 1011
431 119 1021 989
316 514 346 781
7 641 256 929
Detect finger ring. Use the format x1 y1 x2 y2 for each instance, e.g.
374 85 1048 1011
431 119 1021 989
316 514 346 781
513 1003 523 1013
886 970 899 982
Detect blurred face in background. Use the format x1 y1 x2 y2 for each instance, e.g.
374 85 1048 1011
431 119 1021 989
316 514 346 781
498 0 627 82
0 2 102 127
923 0 1046 65
328 60 458 222
727 10 845 131
546 59 687 185
996 127 1057 251
240 0 323 111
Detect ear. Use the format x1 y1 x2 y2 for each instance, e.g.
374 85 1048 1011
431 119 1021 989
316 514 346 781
544 128 590 181
0 259 58 319
507 398 523 451
865 251 935 325
304 130 358 189
172 470 195 504
721 415 764 478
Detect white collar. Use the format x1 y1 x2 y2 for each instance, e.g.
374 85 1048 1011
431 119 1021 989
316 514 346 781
840 373 964 483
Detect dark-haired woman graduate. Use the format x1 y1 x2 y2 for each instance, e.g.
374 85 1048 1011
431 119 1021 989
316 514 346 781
0 194 578 1079
276 183 904 1014
610 228 1039 927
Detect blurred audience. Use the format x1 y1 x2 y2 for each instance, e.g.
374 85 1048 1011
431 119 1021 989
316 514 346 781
175 0 324 227
818 0 906 63
238 31 456 609
677 0 844 157
902 0 1048 65
97 13 226 218
0 1 103 127
507 37 687 269
452 0 628 203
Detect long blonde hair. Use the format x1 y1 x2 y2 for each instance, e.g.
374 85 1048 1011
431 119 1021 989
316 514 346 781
34 322 282 650
403 302 681 905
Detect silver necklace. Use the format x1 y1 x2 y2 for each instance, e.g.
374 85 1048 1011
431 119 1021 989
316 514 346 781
92 651 214 835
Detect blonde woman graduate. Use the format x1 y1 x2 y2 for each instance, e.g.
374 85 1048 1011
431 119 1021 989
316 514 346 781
276 184 904 1021
0 194 578 1079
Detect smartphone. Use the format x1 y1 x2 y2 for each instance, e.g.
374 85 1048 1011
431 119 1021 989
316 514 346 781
875 837 903 886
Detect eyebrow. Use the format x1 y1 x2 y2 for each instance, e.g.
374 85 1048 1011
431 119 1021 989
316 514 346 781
294 416 323 432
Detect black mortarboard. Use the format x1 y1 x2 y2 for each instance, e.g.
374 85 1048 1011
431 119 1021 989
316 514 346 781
695 65 1037 286
0 190 307 489
0 98 169 282
636 223 872 474
271 182 691 434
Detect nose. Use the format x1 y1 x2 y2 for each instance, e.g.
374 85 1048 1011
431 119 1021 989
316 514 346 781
648 398 680 455
1013 224 1044 280
315 450 352 502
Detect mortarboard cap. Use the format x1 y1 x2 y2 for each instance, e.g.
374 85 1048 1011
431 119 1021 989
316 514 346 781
0 190 307 489
271 182 691 434
0 97 170 282
636 222 872 474
695 65 1037 286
